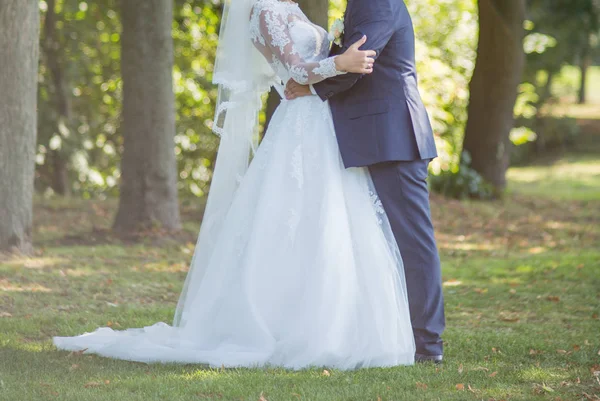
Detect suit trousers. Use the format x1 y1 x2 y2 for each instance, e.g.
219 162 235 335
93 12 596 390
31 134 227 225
368 159 445 356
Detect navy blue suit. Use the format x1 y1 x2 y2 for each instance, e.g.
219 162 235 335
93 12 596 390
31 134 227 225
313 0 445 356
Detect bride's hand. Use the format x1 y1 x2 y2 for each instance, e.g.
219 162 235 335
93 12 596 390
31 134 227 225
335 36 376 74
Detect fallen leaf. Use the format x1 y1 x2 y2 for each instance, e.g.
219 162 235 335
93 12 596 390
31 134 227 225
474 366 490 372
592 313 599 319
499 314 520 322
458 363 463 374
416 382 428 390
547 296 560 302
573 344 581 351
69 364 79 371
104 380 110 385
556 349 571 355
529 349 543 355
0 312 12 318
321 369 331 377
258 393 268 401
532 383 554 394
84 381 101 388
456 383 465 391
467 384 476 393
489 371 498 378
68 348 88 357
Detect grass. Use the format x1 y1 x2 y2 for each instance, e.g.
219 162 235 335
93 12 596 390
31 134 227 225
1 158 599 401
507 153 600 201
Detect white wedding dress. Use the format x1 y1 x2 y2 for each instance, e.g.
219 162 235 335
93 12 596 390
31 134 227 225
54 0 415 370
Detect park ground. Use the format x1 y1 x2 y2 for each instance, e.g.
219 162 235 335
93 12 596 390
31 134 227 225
1 73 599 400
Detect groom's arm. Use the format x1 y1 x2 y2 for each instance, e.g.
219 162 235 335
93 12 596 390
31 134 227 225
312 0 395 101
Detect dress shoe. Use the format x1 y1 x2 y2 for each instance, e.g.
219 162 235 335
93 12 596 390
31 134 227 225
415 353 443 364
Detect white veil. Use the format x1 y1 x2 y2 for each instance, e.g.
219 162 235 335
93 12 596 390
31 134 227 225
174 0 277 327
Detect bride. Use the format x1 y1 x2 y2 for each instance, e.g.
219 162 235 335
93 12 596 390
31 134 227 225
54 0 415 370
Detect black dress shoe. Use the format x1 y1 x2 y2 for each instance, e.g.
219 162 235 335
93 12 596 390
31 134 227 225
415 353 443 364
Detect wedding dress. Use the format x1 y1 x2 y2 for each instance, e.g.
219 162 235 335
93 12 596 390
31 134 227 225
53 0 416 370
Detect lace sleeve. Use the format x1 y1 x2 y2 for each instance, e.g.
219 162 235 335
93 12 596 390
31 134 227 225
251 6 346 85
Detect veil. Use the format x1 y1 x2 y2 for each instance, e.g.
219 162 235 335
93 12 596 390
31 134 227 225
174 0 278 326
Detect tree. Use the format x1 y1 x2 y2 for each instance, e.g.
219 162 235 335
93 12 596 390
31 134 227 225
525 0 600 104
41 0 73 196
114 0 181 231
462 0 526 193
0 1 40 253
265 0 329 130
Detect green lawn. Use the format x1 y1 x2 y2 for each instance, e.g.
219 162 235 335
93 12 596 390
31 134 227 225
1 157 600 401
507 154 600 201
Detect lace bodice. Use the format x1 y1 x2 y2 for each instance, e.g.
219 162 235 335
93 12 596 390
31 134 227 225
250 0 345 85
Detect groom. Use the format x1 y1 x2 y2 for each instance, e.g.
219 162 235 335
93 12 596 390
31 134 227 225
286 0 445 363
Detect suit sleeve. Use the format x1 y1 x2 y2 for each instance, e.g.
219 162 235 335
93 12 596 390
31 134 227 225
313 1 395 101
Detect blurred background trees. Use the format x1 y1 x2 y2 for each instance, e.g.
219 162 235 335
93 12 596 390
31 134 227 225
0 0 598 250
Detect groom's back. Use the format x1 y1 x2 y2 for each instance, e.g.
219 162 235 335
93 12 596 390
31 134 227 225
322 0 437 168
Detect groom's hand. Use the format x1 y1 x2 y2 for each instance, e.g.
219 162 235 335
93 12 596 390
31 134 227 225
285 80 312 100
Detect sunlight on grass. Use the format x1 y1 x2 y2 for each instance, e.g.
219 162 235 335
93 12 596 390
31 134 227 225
508 154 600 200
545 102 600 120
0 280 53 293
179 369 225 380
519 367 569 382
2 256 68 270
1 153 598 401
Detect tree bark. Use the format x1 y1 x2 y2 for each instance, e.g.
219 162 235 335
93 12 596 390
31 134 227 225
42 0 72 196
578 44 591 104
265 0 329 131
0 1 40 253
462 0 526 194
114 0 181 232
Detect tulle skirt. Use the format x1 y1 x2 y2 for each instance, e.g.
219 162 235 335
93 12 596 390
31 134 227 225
54 96 415 370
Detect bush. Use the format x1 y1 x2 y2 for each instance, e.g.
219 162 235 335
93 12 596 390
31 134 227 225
511 116 580 164
429 152 494 200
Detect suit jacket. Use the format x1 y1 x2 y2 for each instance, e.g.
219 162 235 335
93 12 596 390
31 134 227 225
313 0 437 168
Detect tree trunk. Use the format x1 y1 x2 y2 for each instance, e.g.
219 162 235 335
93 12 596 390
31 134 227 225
462 0 526 193
42 0 72 196
578 44 591 104
265 0 329 131
0 1 40 253
114 0 181 232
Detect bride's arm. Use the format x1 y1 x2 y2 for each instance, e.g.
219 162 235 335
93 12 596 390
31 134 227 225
252 7 372 85
251 7 343 85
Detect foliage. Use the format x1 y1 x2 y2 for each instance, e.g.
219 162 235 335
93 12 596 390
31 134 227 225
429 151 493 200
34 0 596 201
408 0 478 171
37 0 122 198
37 0 222 199
2 154 599 400
511 117 581 165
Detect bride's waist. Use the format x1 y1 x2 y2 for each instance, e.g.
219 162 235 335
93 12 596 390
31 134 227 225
279 95 326 108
